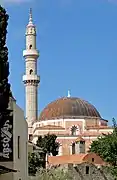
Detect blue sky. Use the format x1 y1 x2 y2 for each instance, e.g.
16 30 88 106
2 0 117 123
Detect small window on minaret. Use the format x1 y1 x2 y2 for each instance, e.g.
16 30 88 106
29 44 32 49
29 69 33 75
30 28 32 33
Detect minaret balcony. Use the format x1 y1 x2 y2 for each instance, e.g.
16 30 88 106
23 75 40 83
23 49 39 58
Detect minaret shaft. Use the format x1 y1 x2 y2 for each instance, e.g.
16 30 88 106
23 9 40 138
25 85 38 124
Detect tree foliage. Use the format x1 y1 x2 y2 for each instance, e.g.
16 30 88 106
89 118 117 179
36 134 59 156
28 153 39 176
29 168 72 180
28 134 59 176
0 6 10 116
90 118 117 167
28 152 45 176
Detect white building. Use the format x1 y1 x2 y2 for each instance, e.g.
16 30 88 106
0 97 28 180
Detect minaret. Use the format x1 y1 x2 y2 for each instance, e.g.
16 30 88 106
23 8 40 139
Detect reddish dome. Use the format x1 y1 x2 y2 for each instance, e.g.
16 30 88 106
39 97 101 121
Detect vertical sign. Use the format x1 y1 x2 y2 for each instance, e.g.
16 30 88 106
0 113 13 161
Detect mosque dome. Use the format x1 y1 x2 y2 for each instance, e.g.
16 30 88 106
39 97 101 121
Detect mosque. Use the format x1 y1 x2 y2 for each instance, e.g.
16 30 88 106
23 9 113 156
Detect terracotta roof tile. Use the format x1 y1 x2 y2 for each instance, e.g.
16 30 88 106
48 153 107 166
75 136 85 142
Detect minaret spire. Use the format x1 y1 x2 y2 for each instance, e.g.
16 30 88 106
29 8 33 24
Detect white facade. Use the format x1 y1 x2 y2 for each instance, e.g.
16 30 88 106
32 117 113 155
0 98 28 180
23 8 40 137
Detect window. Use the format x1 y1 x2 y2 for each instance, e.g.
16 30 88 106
72 143 75 154
29 134 32 141
86 166 89 174
29 44 32 49
30 28 32 33
80 141 84 144
18 136 20 159
29 69 33 75
92 158 94 162
71 126 77 136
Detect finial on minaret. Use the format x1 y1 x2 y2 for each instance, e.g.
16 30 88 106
29 8 33 24
67 90 71 98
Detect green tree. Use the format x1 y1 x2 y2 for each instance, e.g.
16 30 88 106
28 152 45 176
34 168 72 180
0 6 11 117
28 134 59 176
90 118 117 166
28 153 39 176
89 118 117 178
36 134 59 156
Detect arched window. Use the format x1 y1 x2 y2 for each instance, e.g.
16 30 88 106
71 125 78 136
30 28 32 34
29 44 32 49
29 69 33 75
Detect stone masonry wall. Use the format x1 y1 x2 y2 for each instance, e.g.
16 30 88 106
68 162 113 180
